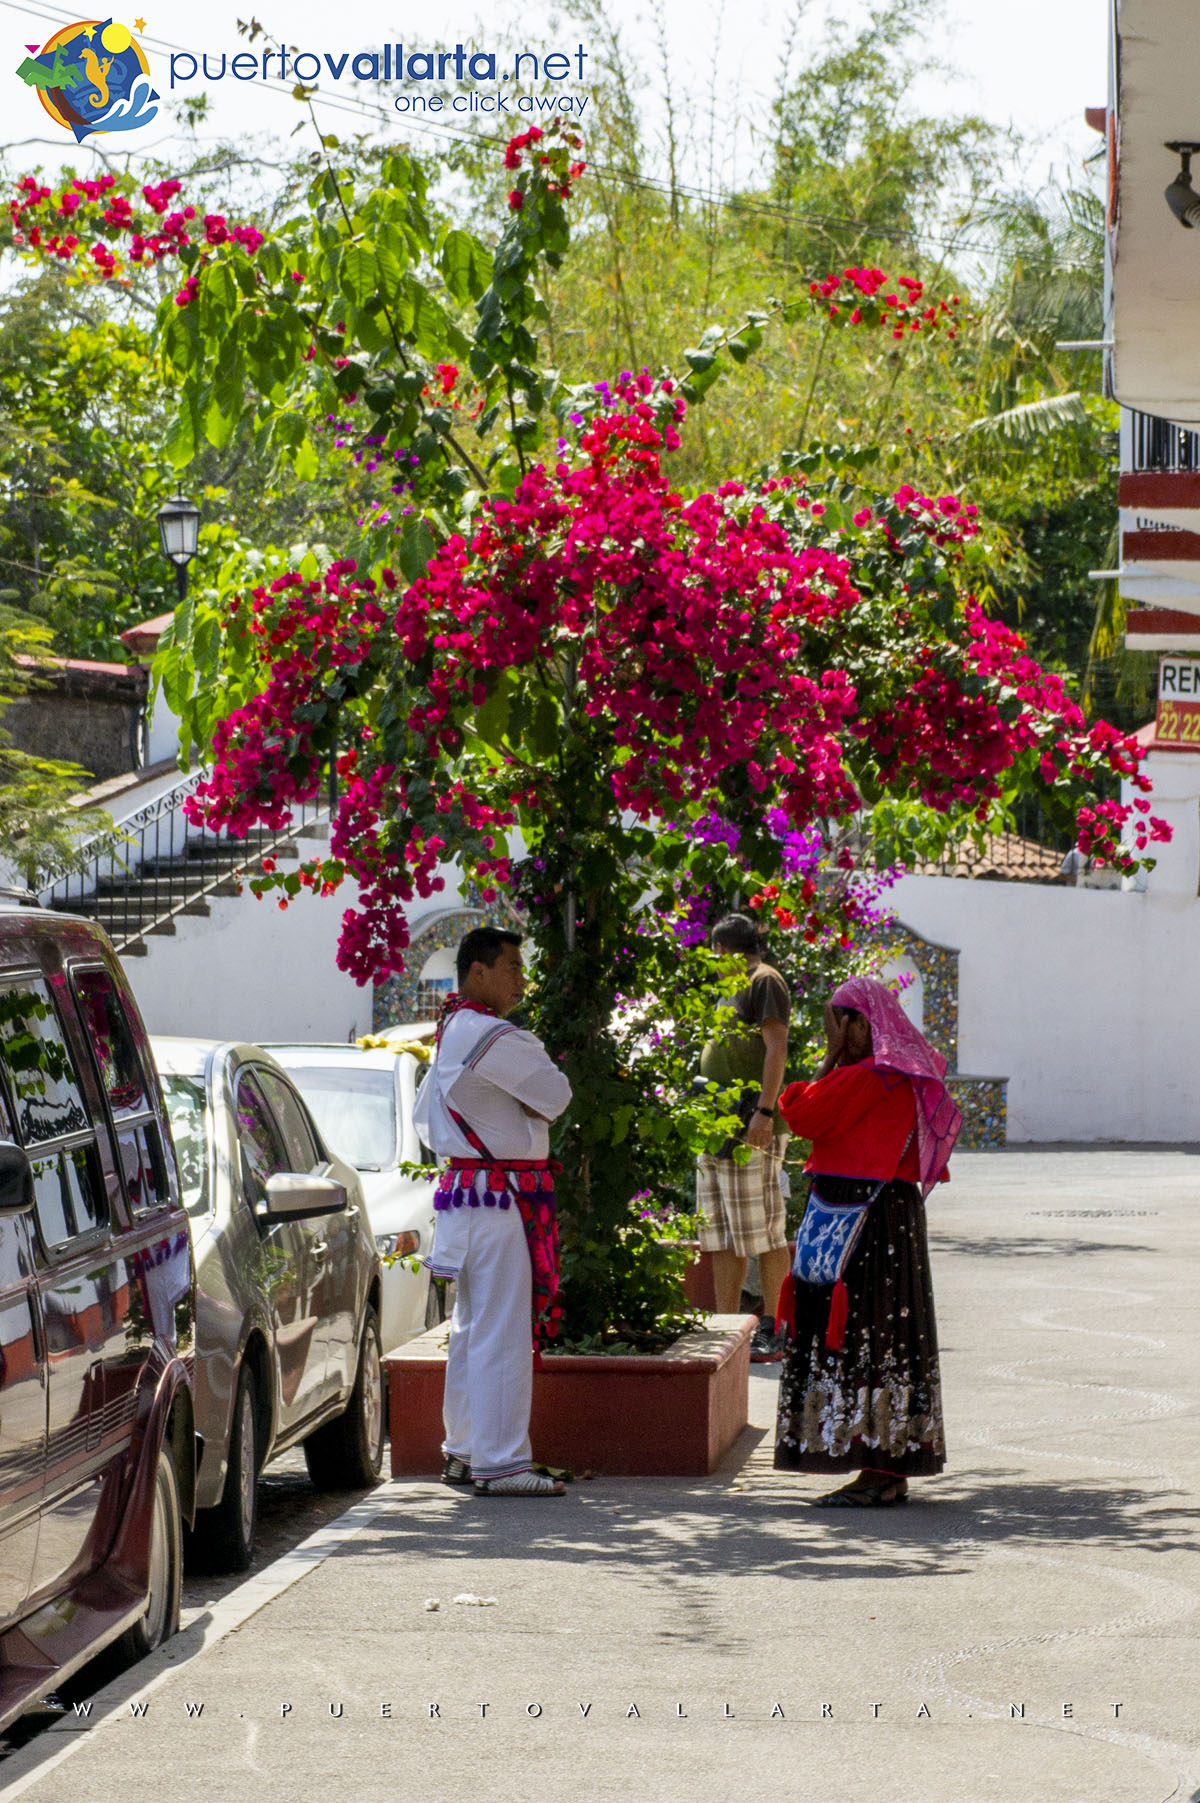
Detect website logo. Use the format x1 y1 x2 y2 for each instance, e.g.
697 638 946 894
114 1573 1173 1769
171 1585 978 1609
17 17 158 142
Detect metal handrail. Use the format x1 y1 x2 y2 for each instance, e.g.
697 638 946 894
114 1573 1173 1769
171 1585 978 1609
38 769 208 901
39 768 329 953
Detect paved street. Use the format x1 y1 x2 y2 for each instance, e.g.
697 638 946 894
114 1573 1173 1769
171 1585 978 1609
2 1148 1198 1803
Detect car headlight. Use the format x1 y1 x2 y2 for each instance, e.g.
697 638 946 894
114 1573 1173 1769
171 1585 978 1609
376 1229 421 1258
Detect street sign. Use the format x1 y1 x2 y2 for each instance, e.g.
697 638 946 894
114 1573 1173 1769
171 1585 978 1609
1155 655 1200 745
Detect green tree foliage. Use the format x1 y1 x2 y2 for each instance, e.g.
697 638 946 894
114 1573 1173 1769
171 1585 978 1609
530 2 1117 715
0 607 109 886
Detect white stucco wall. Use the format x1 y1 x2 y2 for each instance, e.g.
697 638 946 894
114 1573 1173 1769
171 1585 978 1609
891 746 1200 1143
123 879 371 1045
119 845 460 1046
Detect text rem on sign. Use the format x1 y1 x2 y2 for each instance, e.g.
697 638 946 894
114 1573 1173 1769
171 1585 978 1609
1155 656 1200 745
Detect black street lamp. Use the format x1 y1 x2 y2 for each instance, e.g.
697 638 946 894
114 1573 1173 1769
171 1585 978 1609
156 493 201 599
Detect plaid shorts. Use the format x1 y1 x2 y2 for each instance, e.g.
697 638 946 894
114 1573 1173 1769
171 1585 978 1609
696 1144 788 1257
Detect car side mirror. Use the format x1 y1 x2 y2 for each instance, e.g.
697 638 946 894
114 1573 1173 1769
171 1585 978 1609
0 1141 33 1216
261 1172 347 1221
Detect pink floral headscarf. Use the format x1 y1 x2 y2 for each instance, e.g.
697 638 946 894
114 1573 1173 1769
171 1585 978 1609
831 975 962 1194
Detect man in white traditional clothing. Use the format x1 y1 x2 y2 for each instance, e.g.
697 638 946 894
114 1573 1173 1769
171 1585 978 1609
414 926 573 1497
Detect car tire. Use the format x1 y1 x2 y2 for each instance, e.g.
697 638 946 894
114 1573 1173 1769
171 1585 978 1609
117 1447 182 1660
303 1306 385 1491
188 1364 259 1573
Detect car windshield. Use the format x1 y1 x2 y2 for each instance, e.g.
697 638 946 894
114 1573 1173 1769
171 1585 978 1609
161 1074 210 1217
284 1065 397 1170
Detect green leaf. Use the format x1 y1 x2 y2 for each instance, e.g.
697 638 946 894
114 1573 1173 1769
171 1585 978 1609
163 307 199 373
473 674 512 747
272 412 307 450
441 227 492 304
353 307 391 355
203 388 236 451
165 393 199 468
527 692 559 758
294 437 319 482
193 613 221 678
340 245 378 307
398 517 436 583
202 259 237 320
727 324 764 364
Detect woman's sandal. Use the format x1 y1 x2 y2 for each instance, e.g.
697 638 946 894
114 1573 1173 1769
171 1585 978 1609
814 1478 909 1508
473 1470 566 1497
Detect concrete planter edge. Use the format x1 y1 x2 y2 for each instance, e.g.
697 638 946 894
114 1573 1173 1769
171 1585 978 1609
384 1313 755 1477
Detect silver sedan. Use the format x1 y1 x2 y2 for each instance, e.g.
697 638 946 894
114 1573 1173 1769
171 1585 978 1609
153 1038 384 1573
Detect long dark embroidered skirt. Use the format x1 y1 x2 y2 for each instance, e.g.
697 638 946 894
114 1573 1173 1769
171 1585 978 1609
774 1175 945 1476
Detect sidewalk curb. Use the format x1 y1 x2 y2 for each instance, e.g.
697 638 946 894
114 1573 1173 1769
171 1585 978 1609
0 1479 416 1798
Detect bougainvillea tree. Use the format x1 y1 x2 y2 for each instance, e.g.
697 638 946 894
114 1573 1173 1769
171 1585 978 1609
9 135 1169 1342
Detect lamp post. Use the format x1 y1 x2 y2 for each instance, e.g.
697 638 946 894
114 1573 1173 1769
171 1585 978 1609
155 493 200 600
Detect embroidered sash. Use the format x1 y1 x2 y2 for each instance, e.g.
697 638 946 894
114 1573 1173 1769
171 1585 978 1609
437 1105 563 1348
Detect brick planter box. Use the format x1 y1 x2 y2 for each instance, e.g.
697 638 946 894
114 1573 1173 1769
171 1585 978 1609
384 1314 755 1477
678 1243 796 1314
679 1243 716 1311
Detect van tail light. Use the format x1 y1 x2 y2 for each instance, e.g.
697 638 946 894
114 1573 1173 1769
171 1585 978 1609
377 1229 421 1258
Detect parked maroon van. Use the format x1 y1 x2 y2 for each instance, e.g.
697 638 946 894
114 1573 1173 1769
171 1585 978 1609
0 910 195 1731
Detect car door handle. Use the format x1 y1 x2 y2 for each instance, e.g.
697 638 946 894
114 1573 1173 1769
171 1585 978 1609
311 1240 329 1261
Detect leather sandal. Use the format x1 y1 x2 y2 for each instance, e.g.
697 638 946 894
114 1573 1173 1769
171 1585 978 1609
473 1470 566 1497
814 1478 909 1508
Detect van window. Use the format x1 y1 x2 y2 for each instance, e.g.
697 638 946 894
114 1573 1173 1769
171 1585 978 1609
30 1144 106 1250
0 978 89 1145
161 1076 210 1217
74 968 150 1119
73 967 173 1218
116 1123 171 1218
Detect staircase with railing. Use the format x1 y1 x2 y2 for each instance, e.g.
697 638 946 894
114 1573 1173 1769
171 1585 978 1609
38 770 329 956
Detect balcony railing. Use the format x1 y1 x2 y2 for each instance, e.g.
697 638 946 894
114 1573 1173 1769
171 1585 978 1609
1129 408 1200 473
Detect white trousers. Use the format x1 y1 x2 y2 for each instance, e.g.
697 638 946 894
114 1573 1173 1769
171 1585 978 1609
441 1202 534 1480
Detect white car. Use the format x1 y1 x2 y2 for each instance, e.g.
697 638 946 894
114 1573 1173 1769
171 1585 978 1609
266 1041 439 1355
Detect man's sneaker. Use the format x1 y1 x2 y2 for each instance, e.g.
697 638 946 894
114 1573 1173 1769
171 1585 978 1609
750 1317 787 1363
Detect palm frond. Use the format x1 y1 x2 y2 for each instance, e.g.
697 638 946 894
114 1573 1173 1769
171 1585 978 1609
955 391 1089 448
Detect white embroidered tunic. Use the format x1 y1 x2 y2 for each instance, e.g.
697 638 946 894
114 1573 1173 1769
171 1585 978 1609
414 1008 572 1280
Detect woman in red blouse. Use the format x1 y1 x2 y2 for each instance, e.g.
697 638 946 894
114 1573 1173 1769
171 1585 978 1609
773 976 961 1505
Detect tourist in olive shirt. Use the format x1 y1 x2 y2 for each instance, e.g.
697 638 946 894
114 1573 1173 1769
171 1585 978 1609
697 913 791 1361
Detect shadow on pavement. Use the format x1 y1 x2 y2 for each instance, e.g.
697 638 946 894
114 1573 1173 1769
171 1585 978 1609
928 1233 1160 1258
344 1471 1200 1600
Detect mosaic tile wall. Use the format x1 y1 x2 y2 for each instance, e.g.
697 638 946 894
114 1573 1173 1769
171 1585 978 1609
372 898 509 1029
882 925 1006 1150
947 1075 1007 1149
883 924 958 1068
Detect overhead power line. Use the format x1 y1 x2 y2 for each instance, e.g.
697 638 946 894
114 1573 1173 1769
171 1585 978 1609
0 0 1049 267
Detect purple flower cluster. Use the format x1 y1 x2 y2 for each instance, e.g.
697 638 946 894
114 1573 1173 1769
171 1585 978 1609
764 805 821 876
670 887 711 947
686 810 742 853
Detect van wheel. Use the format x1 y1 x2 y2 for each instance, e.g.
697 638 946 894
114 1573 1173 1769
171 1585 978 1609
118 1448 182 1659
188 1364 258 1573
303 1307 384 1490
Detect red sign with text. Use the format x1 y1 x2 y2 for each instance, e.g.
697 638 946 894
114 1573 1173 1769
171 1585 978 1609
1156 656 1200 746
